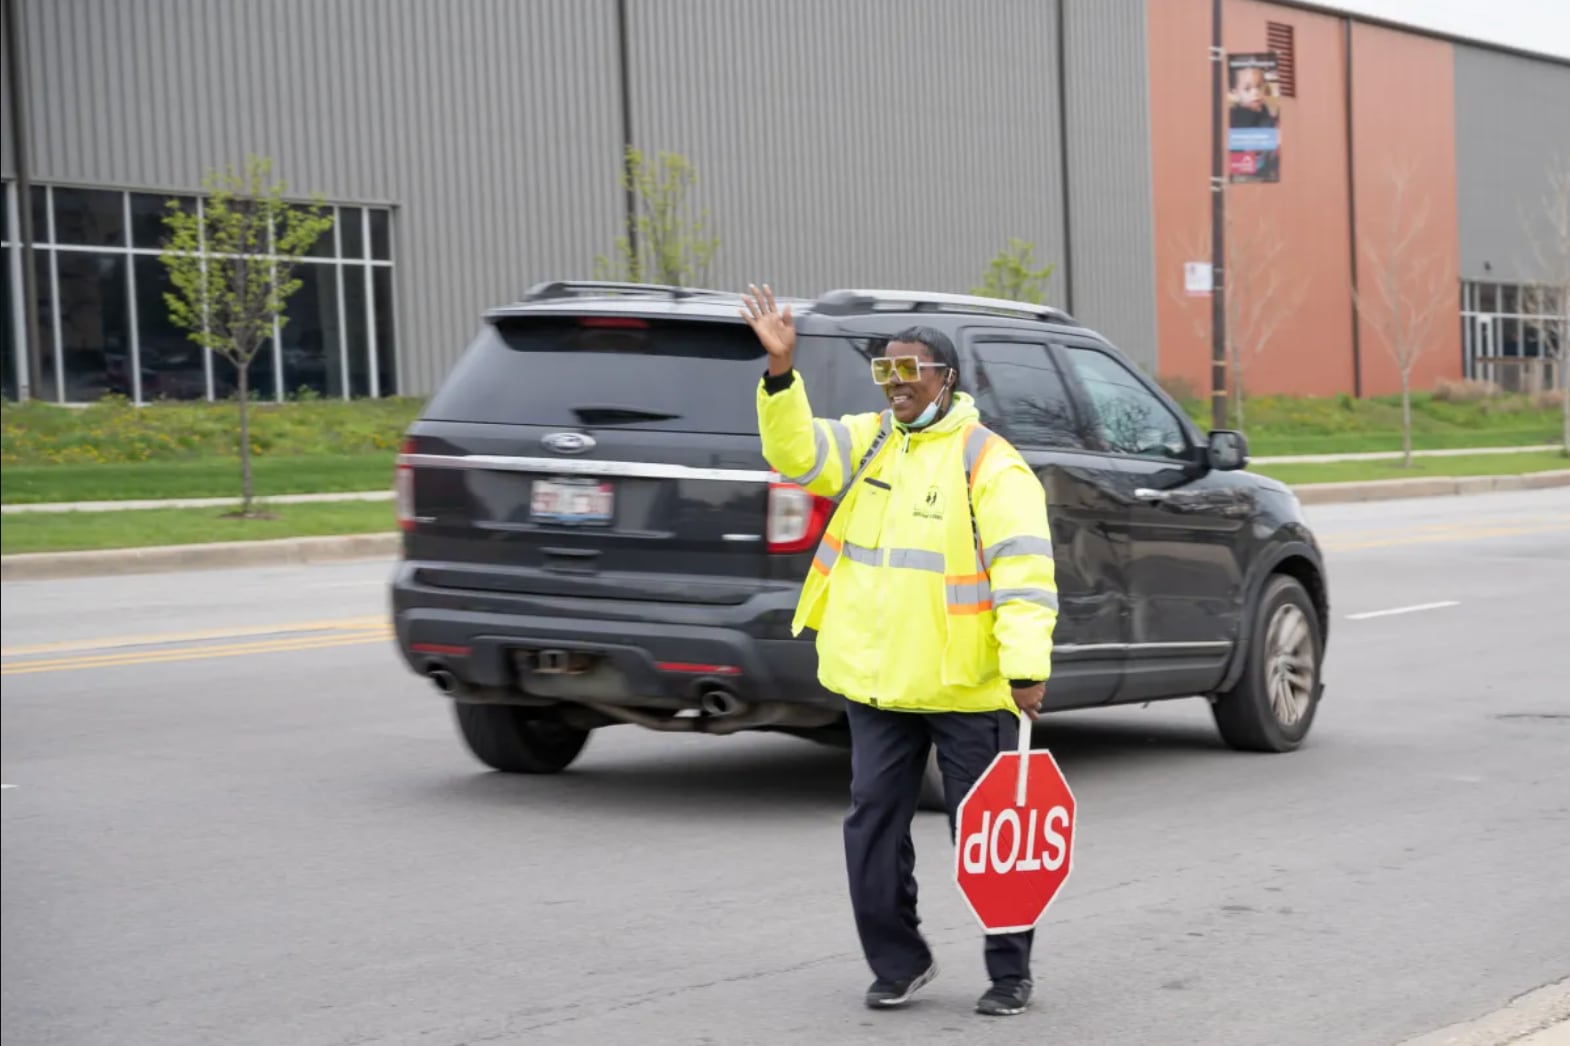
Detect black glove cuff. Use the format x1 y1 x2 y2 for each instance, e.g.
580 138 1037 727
762 368 795 395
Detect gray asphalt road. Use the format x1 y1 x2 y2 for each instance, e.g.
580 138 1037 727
4 489 1569 1046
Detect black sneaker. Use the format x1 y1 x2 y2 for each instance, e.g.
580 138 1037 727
864 961 938 1009
976 978 1033 1016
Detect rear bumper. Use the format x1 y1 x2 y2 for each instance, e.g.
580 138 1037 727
390 562 835 710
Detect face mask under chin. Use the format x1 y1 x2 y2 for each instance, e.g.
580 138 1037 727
897 391 945 431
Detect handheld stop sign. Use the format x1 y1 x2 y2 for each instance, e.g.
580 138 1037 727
953 722 1077 934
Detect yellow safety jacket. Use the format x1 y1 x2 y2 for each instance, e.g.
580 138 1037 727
757 372 1059 714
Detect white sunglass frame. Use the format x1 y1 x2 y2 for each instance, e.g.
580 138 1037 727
870 355 950 385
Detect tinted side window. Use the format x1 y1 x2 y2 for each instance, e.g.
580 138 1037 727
1061 346 1189 459
970 340 1087 449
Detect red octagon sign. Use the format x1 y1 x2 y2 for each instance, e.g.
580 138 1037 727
953 737 1077 934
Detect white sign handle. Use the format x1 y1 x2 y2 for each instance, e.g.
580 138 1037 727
1015 714 1031 807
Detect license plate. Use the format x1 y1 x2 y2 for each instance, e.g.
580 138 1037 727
530 478 614 526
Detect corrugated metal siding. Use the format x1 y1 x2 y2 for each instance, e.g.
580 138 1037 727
3 0 625 395
625 0 1067 306
1452 44 1570 283
1062 0 1159 371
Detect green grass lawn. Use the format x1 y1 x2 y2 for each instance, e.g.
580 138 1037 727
0 453 394 504
3 451 1563 556
1252 450 1569 486
0 500 397 555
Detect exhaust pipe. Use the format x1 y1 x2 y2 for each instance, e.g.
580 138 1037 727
698 684 743 717
428 665 457 696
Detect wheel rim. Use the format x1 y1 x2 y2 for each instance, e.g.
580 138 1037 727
1264 603 1315 726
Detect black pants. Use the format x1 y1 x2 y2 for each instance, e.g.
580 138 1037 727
842 698 1034 985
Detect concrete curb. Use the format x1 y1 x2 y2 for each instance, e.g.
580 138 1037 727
0 532 401 582
1290 468 1570 504
1394 976 1570 1046
4 470 1569 583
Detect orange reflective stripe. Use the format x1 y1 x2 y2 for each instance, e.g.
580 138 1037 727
969 435 1000 492
947 600 994 616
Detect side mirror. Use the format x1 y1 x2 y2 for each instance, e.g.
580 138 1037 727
1207 429 1249 471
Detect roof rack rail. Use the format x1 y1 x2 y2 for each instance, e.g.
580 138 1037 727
520 280 734 303
813 288 1077 325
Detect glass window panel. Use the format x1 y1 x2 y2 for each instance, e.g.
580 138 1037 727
31 186 49 243
131 193 197 250
133 256 208 400
1477 283 1498 313
2 246 14 400
1063 346 1190 459
285 204 335 259
373 267 396 396
970 341 1089 449
369 209 391 260
53 188 126 247
55 251 130 401
279 262 342 397
1501 284 1520 315
342 267 371 397
33 249 59 400
212 341 279 402
340 207 364 259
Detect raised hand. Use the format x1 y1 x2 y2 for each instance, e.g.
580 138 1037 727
739 283 796 375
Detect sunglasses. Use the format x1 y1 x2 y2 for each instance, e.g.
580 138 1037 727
870 356 949 385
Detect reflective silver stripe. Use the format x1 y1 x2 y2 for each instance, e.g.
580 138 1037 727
888 547 945 573
982 535 1054 569
963 425 996 473
945 578 993 609
812 537 841 571
991 587 1060 612
785 423 831 486
841 540 881 566
825 420 853 489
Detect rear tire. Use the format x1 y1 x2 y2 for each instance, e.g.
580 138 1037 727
1212 575 1323 753
453 703 590 773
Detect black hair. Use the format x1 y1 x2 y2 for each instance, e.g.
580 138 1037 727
890 325 960 391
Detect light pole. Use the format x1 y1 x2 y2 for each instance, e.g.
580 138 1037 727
1209 0 1229 431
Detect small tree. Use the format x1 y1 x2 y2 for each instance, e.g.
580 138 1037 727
1353 165 1452 467
595 147 720 287
1172 207 1306 430
973 238 1056 304
160 155 333 515
1517 154 1570 455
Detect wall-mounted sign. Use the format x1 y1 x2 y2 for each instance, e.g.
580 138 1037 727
1228 52 1281 183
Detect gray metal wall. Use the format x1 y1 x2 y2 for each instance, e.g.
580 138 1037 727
1062 0 1158 369
3 0 1162 393
1453 44 1570 283
2 0 627 396
626 0 1069 307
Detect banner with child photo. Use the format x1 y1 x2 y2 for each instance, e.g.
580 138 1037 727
1228 52 1281 183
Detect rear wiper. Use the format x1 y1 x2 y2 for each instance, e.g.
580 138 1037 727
570 404 682 425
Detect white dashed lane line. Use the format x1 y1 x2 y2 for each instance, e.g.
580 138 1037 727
1346 601 1462 621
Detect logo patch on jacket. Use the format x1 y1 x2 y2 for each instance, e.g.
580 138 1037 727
913 485 945 520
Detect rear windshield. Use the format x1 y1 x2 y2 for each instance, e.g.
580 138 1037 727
423 316 883 433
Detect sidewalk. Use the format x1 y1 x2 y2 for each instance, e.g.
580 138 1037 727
1396 976 1570 1046
2 444 1564 515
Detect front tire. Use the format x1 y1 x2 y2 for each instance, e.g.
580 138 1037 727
1212 575 1323 752
454 703 590 773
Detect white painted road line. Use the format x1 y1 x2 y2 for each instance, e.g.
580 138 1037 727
1347 601 1462 621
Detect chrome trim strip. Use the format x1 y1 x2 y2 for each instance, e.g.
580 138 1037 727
399 453 775 484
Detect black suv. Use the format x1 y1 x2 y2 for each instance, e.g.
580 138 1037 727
391 281 1329 806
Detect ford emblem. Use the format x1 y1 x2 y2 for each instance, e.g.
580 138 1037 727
543 432 595 455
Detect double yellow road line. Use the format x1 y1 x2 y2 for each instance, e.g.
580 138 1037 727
1 616 393 677
3 517 1565 678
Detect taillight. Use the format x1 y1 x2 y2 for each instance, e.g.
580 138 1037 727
395 437 416 531
767 481 834 554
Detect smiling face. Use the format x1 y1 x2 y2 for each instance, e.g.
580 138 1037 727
882 339 952 426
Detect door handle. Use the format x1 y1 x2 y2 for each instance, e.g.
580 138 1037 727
1134 488 1173 502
